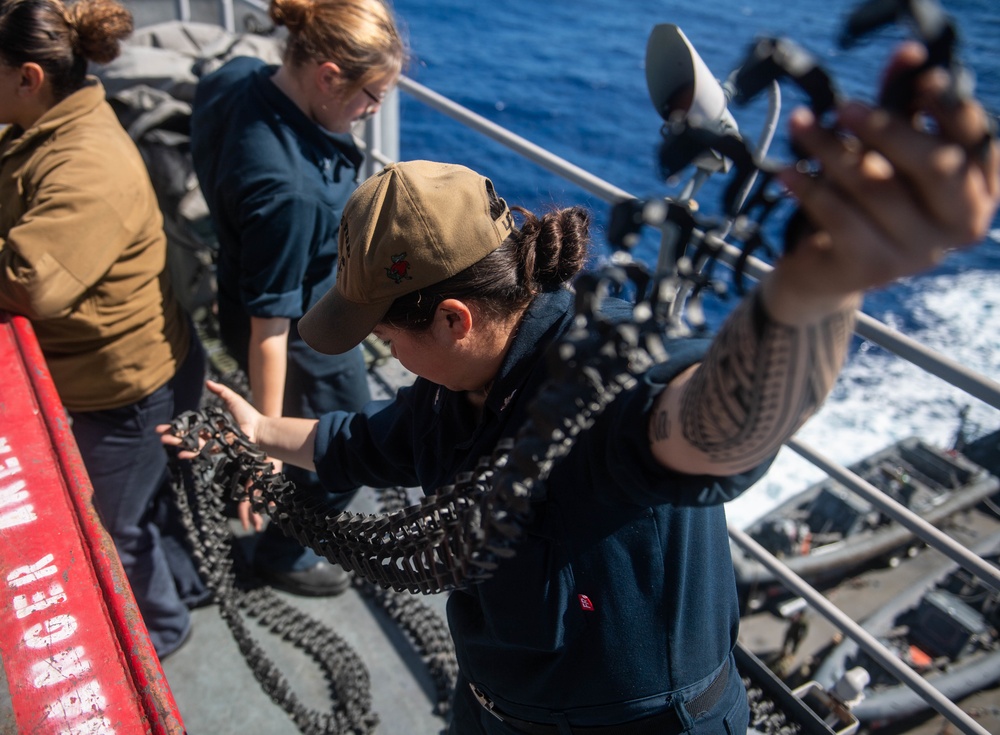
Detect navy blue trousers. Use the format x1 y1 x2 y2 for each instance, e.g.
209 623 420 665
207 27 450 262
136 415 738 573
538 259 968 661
448 653 749 735
70 334 206 658
253 322 371 572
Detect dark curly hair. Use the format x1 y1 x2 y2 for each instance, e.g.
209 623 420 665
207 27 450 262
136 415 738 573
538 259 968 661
0 0 132 101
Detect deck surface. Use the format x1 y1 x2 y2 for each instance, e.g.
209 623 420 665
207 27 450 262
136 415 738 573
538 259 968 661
161 489 452 735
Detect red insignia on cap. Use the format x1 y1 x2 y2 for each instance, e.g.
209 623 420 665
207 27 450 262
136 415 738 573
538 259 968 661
578 594 594 612
385 252 412 284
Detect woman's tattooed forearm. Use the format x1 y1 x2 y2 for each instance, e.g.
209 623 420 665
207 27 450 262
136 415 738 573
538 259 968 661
680 290 856 466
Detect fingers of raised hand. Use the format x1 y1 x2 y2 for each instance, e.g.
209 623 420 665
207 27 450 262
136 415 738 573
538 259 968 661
781 108 947 283
839 95 999 244
879 41 996 172
783 82 999 287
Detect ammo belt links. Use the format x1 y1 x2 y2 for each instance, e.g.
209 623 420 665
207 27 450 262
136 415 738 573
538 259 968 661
168 259 811 735
165 263 674 735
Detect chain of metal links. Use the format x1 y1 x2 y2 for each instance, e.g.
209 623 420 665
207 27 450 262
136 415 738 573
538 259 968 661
169 251 839 735
165 266 667 734
169 270 664 596
168 441 381 734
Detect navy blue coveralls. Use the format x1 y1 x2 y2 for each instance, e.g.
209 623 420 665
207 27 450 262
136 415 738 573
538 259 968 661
191 57 372 573
314 288 771 733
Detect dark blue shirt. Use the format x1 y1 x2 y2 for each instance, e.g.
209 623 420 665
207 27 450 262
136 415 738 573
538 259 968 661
190 57 363 364
314 288 770 723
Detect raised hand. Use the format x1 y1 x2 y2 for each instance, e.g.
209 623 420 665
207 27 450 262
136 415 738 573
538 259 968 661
772 42 998 319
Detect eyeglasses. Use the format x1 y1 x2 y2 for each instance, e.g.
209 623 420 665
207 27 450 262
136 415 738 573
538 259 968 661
357 87 388 122
362 86 386 113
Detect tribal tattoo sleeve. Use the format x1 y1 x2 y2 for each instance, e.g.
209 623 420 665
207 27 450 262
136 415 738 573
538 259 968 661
678 289 857 469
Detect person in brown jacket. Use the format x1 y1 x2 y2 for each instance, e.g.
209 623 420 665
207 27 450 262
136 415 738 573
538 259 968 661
0 0 205 659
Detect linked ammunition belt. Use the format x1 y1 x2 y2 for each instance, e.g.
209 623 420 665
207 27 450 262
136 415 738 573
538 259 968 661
744 676 803 735
170 284 660 593
166 265 667 734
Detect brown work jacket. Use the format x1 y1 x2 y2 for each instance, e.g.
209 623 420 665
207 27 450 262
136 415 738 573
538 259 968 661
0 78 189 411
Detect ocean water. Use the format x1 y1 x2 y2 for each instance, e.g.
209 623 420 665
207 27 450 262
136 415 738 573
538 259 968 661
391 0 1000 528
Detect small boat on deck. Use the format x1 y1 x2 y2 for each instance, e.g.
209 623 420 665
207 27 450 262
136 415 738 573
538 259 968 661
733 436 1000 612
810 530 1000 728
956 426 1000 491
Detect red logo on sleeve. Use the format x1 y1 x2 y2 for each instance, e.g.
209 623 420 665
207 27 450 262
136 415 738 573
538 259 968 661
578 594 595 612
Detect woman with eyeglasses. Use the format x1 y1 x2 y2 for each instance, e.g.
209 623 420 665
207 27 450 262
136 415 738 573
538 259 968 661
189 0 406 597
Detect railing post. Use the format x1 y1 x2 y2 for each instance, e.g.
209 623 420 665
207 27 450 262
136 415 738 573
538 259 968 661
360 88 400 180
220 0 235 32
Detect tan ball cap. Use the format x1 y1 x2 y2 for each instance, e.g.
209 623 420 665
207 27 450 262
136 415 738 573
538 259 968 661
299 160 514 355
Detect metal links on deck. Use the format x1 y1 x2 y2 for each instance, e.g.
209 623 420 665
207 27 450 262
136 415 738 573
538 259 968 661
168 443 380 734
165 263 670 734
